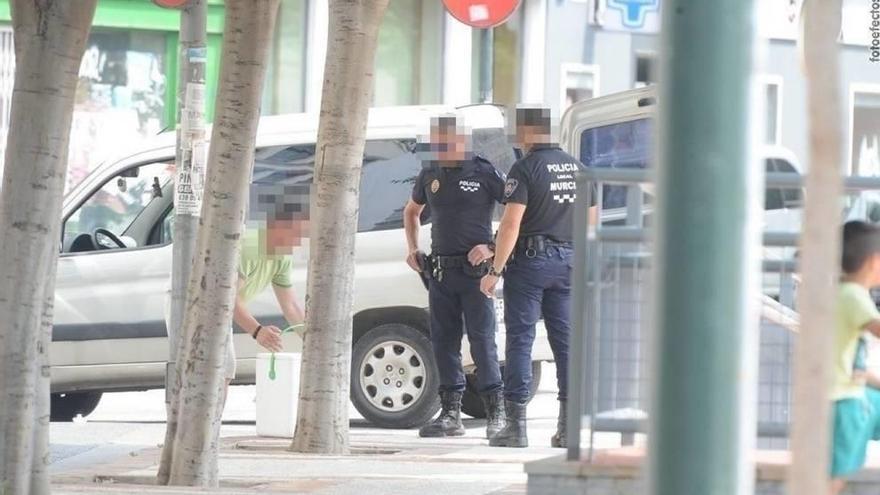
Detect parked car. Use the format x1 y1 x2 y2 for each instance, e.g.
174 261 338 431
50 104 551 426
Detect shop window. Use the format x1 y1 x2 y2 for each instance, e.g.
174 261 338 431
634 53 656 88
760 76 783 146
374 0 444 106
561 63 599 112
471 8 524 107
264 0 308 114
69 31 169 193
851 86 880 176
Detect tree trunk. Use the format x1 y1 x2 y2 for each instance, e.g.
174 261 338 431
788 0 844 493
159 0 208 485
168 0 279 487
0 2 96 494
0 0 96 495
290 0 389 455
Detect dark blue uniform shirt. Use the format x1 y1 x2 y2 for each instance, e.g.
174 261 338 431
502 144 596 243
412 156 505 256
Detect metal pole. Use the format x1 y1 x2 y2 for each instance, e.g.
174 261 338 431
567 173 591 460
478 28 493 103
167 0 207 400
650 1 757 494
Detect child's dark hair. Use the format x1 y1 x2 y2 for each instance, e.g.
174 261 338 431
842 221 880 274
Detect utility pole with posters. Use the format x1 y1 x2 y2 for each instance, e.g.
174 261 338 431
156 0 208 485
442 0 521 104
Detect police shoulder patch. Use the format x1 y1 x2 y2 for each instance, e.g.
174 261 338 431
504 178 518 198
430 179 440 194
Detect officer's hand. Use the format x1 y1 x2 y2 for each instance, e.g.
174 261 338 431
468 244 494 266
480 274 499 298
257 325 284 353
406 249 424 272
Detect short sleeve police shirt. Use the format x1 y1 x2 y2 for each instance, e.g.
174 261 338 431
503 144 596 243
411 156 505 255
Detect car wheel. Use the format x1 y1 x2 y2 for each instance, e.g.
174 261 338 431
350 323 440 429
50 392 103 422
461 362 543 419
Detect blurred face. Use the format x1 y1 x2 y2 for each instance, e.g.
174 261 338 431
516 124 549 149
266 218 308 254
432 126 467 165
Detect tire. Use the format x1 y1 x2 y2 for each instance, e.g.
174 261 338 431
350 323 440 429
50 392 103 422
461 362 543 419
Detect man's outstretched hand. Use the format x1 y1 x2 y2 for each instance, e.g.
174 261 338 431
257 325 284 353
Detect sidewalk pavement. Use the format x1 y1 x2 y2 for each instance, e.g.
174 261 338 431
51 415 586 495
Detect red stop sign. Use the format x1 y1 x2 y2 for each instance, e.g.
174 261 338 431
443 0 521 29
152 0 188 8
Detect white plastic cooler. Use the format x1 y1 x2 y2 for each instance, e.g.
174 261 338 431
255 352 301 438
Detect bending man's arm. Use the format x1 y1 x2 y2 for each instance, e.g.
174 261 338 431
233 276 283 352
273 284 305 327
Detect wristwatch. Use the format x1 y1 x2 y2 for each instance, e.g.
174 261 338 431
488 265 504 277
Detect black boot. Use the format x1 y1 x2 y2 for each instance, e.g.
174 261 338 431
482 390 506 439
488 400 528 448
419 391 466 438
550 400 567 448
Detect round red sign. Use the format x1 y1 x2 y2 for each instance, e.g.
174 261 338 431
442 0 521 29
152 0 188 8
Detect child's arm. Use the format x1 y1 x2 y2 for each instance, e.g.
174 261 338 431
863 319 880 339
866 370 880 389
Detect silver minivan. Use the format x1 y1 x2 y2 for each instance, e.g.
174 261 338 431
50 104 552 427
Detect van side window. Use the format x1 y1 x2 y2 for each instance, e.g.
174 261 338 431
64 160 174 252
580 118 652 211
249 140 423 233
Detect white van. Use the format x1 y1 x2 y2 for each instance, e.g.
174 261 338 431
561 86 804 277
50 104 552 428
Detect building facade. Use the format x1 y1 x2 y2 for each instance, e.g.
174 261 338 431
0 0 876 190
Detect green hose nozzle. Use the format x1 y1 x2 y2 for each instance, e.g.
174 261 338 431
268 324 305 381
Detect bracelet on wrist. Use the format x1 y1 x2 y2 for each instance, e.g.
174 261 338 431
488 266 504 277
253 325 262 340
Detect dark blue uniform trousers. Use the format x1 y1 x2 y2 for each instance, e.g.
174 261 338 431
429 267 503 394
503 245 573 403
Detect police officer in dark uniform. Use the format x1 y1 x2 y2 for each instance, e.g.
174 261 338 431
480 107 597 448
403 115 506 439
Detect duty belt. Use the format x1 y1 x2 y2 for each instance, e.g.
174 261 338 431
429 254 490 281
516 235 572 258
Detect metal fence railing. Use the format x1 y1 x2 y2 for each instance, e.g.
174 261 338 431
566 167 880 461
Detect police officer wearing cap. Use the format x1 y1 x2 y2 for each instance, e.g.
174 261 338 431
480 107 597 448
403 115 506 439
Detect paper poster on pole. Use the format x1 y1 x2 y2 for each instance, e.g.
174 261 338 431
175 82 207 216
176 141 207 216
184 82 206 133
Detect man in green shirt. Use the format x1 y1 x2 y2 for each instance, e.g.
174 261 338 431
227 183 309 381
165 183 307 384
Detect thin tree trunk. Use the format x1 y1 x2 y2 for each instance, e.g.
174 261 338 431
788 0 843 493
0 2 96 494
159 0 208 485
290 0 389 455
168 0 279 487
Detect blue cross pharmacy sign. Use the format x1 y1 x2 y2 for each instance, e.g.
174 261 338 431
593 0 661 33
